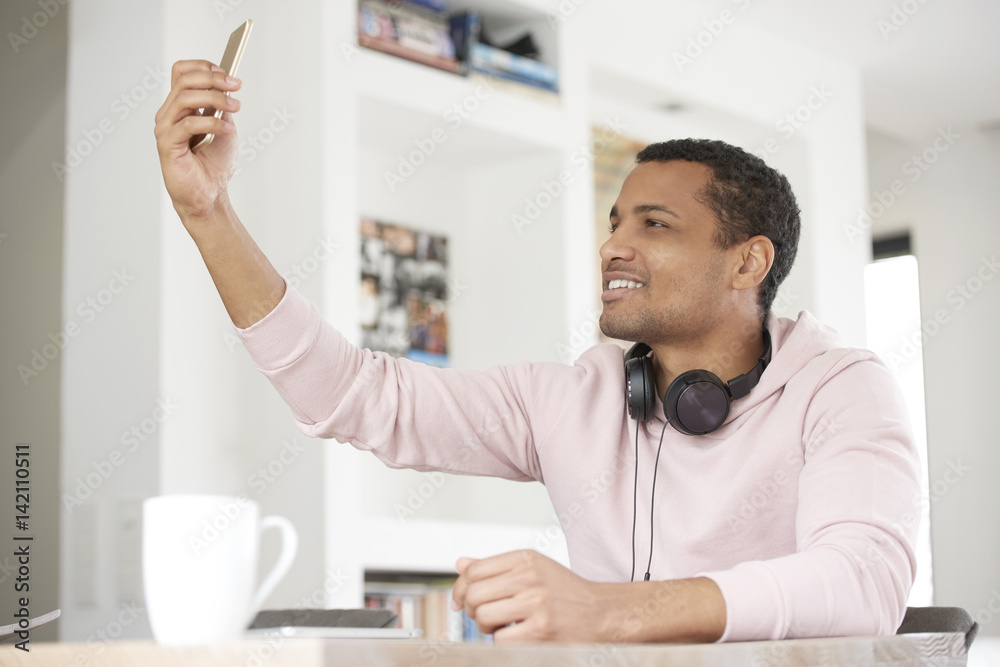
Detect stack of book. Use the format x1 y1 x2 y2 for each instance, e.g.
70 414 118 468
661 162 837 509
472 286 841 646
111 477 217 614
358 0 460 73
356 1 559 94
364 574 491 642
451 11 559 93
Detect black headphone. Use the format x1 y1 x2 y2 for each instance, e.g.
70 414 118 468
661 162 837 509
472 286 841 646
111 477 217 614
624 328 772 435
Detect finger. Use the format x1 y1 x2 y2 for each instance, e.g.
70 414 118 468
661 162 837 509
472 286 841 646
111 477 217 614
156 88 240 132
165 89 241 126
491 617 539 644
159 60 217 120
451 557 477 611
156 114 233 156
454 550 535 612
462 567 523 614
465 549 537 582
470 596 533 637
174 67 242 93
156 67 241 124
169 59 220 87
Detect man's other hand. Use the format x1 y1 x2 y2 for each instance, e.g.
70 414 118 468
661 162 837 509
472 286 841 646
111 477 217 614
451 549 610 643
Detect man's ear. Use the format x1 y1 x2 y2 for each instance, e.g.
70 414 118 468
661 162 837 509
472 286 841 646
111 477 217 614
732 236 774 291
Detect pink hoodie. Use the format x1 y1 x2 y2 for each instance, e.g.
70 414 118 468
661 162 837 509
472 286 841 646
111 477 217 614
237 284 920 642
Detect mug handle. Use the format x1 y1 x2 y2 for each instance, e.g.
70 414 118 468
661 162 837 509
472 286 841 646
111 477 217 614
248 515 299 617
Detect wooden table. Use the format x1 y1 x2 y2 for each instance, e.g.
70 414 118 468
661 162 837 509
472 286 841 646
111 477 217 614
0 632 970 666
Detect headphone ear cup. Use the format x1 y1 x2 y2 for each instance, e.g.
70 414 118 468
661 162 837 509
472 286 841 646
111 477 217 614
625 355 655 422
663 370 731 436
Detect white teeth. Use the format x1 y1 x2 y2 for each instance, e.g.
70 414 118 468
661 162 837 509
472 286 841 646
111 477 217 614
607 280 644 290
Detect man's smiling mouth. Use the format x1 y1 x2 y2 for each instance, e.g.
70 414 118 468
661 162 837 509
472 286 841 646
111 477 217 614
606 279 644 290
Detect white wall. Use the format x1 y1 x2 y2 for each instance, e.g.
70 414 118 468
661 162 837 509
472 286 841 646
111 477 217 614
867 127 1000 635
59 0 169 641
159 0 328 614
58 0 329 642
0 0 66 643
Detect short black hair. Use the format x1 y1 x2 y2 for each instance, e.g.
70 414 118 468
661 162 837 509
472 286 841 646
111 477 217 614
635 139 800 319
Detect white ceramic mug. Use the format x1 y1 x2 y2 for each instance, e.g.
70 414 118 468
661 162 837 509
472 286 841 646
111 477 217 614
142 494 298 645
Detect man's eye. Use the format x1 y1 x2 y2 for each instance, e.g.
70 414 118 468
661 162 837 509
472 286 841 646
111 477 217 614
647 220 666 228
607 223 618 234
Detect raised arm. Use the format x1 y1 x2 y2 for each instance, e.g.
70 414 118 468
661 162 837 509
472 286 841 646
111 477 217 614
154 59 285 328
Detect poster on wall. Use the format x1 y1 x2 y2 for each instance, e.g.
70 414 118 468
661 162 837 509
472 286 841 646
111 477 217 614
360 217 449 367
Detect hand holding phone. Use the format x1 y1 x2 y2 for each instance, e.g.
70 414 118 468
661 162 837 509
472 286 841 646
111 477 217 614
190 19 253 152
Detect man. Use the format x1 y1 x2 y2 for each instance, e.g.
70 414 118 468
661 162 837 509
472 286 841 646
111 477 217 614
155 61 920 643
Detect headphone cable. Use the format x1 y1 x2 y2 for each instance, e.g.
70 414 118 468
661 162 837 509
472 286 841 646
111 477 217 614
629 419 639 582
644 418 670 581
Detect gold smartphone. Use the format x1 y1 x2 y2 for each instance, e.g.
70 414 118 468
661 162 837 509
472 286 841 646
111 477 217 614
190 19 253 152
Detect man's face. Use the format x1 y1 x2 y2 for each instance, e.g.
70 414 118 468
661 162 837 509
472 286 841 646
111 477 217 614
599 160 734 344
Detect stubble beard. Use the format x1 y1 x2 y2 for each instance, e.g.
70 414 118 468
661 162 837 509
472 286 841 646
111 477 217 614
599 303 673 344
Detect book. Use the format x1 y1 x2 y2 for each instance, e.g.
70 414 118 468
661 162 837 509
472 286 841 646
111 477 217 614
406 0 449 13
470 42 558 91
358 0 459 73
364 574 471 642
449 10 482 69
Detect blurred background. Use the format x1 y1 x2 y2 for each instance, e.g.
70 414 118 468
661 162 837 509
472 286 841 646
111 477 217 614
1 0 997 661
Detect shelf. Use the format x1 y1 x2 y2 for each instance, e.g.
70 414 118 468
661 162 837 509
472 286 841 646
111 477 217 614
353 47 569 153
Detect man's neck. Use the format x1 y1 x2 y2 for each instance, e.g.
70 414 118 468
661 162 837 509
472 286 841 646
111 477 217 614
649 322 766 401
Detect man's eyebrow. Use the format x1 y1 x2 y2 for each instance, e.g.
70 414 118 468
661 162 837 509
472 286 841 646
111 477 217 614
633 203 680 218
609 204 681 219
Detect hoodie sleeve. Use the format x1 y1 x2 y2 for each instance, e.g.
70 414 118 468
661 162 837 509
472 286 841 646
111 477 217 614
236 283 545 482
701 352 921 641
